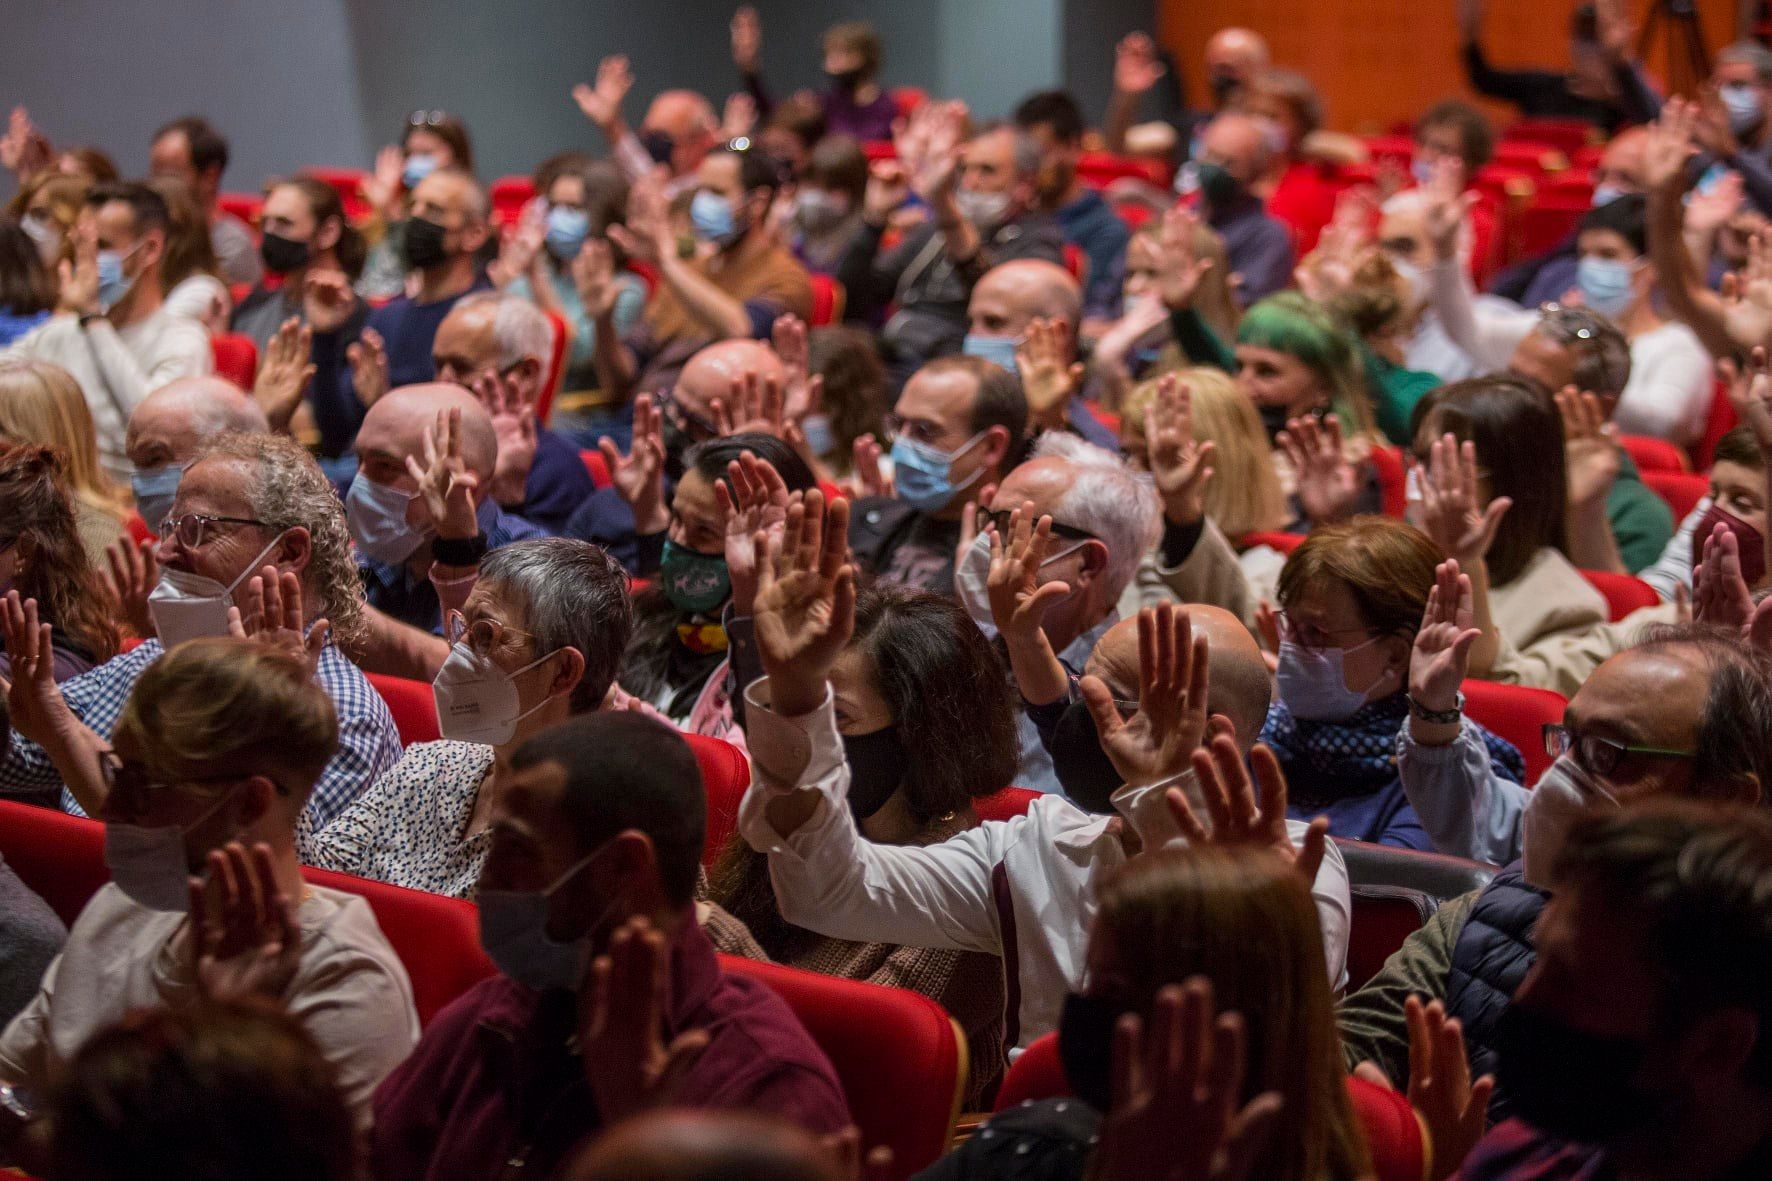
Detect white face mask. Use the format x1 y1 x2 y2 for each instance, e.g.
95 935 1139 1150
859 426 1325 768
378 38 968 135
103 785 241 912
956 530 1085 641
432 642 559 746
1275 636 1392 722
1404 466 1426 528
1109 774 1192 850
146 534 287 650
1521 754 1620 888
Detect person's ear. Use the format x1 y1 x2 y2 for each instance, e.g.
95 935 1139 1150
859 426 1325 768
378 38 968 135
512 357 545 402
461 216 490 254
549 646 586 700
1076 538 1109 584
275 527 313 576
979 424 1012 471
14 533 36 567
314 215 342 255
1725 771 1762 807
139 229 166 273
230 776 280 832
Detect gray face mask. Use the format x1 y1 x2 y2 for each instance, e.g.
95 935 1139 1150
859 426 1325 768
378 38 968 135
476 842 620 993
954 189 1012 229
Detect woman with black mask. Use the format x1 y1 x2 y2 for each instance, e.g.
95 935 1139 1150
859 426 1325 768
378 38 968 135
705 570 1018 1107
231 177 367 354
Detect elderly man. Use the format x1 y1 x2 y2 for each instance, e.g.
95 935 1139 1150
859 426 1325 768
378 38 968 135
566 340 785 572
304 169 493 461
0 432 402 850
372 712 848 1180
4 183 213 481
431 293 593 535
124 376 269 531
1339 627 1772 1120
963 258 1118 447
1188 112 1293 303
740 500 1349 1059
349 383 543 633
147 115 260 286
574 55 720 200
848 355 1026 596
839 117 1064 386
959 433 1163 793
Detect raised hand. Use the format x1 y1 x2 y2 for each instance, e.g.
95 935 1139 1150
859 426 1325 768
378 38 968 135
228 567 329 677
0 593 79 753
346 327 390 409
478 370 539 508
55 224 99 317
361 145 407 218
771 314 824 426
1555 385 1619 510
907 101 967 204
609 173 672 266
1091 978 1282 1181
1155 204 1214 311
731 5 762 72
1402 996 1494 1181
1080 602 1212 789
189 841 303 1003
848 434 894 500
253 317 315 433
1276 414 1360 526
1113 32 1168 96
0 106 52 179
573 55 635 135
721 92 759 142
301 268 358 334
986 504 1072 644
600 394 669 535
1167 736 1330 887
580 915 712 1122
1693 522 1758 630
714 451 792 615
493 214 546 288
1720 346 1772 455
1145 373 1216 527
862 160 912 226
404 406 481 544
1410 559 1480 715
1422 157 1476 263
753 489 855 717
714 369 791 437
1721 229 1772 352
1686 169 1744 238
1016 318 1084 422
1419 432 1511 568
1644 98 1700 195
103 536 160 640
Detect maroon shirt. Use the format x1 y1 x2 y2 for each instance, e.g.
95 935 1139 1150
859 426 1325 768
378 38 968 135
370 919 850 1180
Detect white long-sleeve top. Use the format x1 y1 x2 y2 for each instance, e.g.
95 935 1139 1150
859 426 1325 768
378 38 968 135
737 678 1352 1056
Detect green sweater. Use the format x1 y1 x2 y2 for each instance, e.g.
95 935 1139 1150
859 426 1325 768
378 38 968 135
1365 348 1441 445
1608 452 1677 574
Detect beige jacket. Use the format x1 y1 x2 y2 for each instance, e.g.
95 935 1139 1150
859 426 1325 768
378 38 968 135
1117 518 1258 631
1485 548 1613 696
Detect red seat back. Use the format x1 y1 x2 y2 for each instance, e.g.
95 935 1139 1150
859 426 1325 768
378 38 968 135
304 167 372 222
1693 376 1739 471
125 510 155 544
1075 151 1170 189
1619 433 1689 474
580 448 612 488
489 175 536 228
1503 119 1596 155
995 1032 1422 1181
1641 469 1710 523
0 800 109 927
536 308 567 425
216 192 263 230
974 787 1039 823
687 733 750 866
808 273 845 327
1237 530 1307 555
1578 569 1661 622
366 673 441 745
1461 678 1565 786
211 333 258 388
890 87 928 120
1347 885 1435 991
722 955 961 1177
1369 445 1408 518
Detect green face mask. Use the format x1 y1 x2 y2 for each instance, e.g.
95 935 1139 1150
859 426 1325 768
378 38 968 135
659 540 731 615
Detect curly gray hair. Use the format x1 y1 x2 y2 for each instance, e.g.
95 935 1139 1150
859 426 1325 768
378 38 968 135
192 431 365 645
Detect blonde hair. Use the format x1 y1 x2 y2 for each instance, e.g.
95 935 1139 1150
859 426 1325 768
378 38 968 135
0 360 127 523
1124 367 1287 538
1129 221 1240 344
113 639 338 806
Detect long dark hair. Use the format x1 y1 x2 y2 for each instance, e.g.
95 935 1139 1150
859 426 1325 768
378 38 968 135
1410 375 1566 586
0 444 120 663
0 220 53 315
281 176 367 281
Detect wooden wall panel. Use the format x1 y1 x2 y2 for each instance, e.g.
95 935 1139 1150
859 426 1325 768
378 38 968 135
1157 0 1739 134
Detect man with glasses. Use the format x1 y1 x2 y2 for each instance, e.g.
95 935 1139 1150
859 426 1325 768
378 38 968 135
1341 625 1772 1117
848 354 1027 597
0 432 403 854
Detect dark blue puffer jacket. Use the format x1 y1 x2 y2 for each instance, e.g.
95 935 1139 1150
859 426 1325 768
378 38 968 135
1445 862 1550 1124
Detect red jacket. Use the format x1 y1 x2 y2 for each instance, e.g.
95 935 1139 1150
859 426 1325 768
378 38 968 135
370 919 850 1180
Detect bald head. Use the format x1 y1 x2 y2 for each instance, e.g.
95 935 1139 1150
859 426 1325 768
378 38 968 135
355 383 498 482
674 339 786 429
968 260 1082 344
1200 112 1273 183
566 1110 839 1181
1084 606 1272 752
1596 126 1649 196
643 90 720 176
126 377 268 470
1206 27 1270 74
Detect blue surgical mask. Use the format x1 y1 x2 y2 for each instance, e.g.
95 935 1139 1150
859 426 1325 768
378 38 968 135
544 204 591 262
889 433 984 513
800 412 836 458
961 333 1020 377
690 190 741 247
345 476 429 566
1590 183 1626 208
1410 156 1436 188
1722 82 1764 135
131 464 183 536
1576 255 1638 318
402 152 439 190
95 243 141 313
477 843 619 993
1275 636 1390 722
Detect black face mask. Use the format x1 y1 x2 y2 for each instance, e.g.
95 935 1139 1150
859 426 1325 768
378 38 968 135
827 67 865 95
1057 991 1122 1112
1494 1003 1659 1143
1258 402 1292 442
842 725 904 822
401 215 451 271
1050 698 1135 815
640 129 675 167
258 231 310 275
1208 70 1241 107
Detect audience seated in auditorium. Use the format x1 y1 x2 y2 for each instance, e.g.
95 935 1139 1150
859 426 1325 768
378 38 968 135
0 359 131 565
146 116 260 288
230 177 369 355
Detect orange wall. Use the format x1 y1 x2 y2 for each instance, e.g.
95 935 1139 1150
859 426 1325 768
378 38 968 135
1157 0 1739 133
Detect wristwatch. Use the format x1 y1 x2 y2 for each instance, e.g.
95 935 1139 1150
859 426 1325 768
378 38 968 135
1407 692 1464 725
431 532 488 567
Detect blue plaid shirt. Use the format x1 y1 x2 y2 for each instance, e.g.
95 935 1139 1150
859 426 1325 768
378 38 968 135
360 500 546 633
0 639 404 859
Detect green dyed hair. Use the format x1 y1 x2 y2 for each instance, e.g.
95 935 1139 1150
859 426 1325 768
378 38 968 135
1236 292 1375 436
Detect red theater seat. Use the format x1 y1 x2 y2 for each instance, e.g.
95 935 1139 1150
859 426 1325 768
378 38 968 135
974 787 1039 823
580 448 611 488
1578 569 1660 622
1347 884 1436 991
1618 434 1689 474
1642 469 1710 522
689 733 751 865
0 800 108 927
211 333 258 388
1461 678 1566 786
537 308 567 424
1693 377 1739 470
366 673 441 745
1370 445 1408 518
1238 531 1307 555
809 273 845 327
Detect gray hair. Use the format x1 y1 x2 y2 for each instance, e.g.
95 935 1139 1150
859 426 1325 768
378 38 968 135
193 431 364 645
976 121 1044 181
455 291 552 369
1535 304 1633 400
1720 40 1772 84
1029 432 1163 606
480 539 633 713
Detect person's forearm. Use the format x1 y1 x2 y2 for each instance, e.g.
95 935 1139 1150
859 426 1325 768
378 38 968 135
659 255 753 339
591 306 635 398
1647 187 1734 358
1103 89 1139 155
1003 633 1068 708
346 605 451 681
1565 496 1628 574
35 720 110 818
1167 306 1235 372
934 194 981 271
1466 558 1501 676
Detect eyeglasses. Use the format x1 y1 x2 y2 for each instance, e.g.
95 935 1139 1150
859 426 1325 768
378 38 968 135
446 609 537 658
1542 723 1696 778
1275 610 1382 656
653 387 720 439
99 751 254 814
157 513 267 549
979 508 1096 546
407 110 451 128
